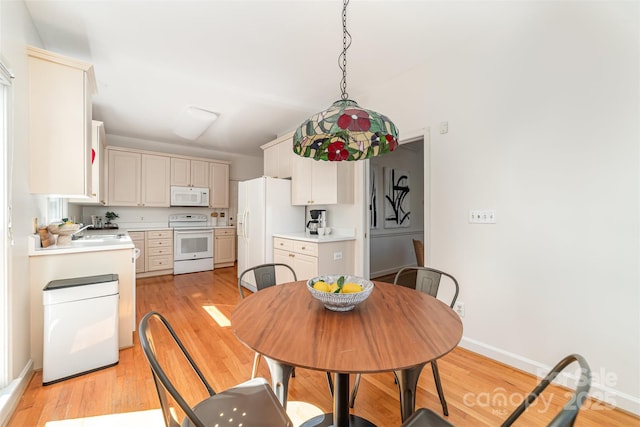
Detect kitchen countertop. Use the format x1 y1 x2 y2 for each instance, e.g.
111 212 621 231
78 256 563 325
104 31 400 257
125 225 235 232
273 231 356 243
28 232 134 256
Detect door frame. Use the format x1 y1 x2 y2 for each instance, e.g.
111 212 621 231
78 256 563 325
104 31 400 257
361 127 431 279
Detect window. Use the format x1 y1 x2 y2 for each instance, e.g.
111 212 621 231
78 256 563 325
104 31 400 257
0 58 13 388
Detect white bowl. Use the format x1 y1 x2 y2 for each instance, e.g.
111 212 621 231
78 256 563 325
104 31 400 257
307 274 374 312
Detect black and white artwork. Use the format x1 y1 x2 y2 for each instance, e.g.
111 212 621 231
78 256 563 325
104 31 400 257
369 166 379 229
384 167 410 228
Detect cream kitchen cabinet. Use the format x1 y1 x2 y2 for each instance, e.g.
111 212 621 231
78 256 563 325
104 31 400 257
107 148 171 207
130 229 174 277
170 158 210 187
273 237 354 282
291 156 354 205
214 228 236 268
261 131 294 179
142 155 171 206
145 230 173 273
129 231 146 274
28 46 97 197
69 121 106 205
209 162 230 208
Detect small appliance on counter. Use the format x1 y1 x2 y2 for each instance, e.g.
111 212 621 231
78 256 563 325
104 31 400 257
90 215 103 229
307 209 326 235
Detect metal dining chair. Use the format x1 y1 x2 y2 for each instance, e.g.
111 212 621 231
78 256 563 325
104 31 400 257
350 266 460 416
238 263 297 378
400 354 591 427
139 311 293 427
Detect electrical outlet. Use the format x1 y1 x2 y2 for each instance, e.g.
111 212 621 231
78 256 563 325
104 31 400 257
454 301 465 318
333 251 343 260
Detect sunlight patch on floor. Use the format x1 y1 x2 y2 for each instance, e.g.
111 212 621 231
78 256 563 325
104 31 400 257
44 409 164 427
286 400 325 427
41 403 322 427
203 305 231 327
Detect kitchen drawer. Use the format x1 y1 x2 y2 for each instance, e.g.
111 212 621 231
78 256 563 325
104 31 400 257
274 237 295 251
147 230 173 239
294 241 318 257
148 246 173 257
215 228 235 237
147 238 172 248
147 255 173 271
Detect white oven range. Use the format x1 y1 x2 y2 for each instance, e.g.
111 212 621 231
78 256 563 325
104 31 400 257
169 214 214 275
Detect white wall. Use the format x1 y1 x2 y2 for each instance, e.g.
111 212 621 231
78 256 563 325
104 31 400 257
360 1 640 413
0 1 48 424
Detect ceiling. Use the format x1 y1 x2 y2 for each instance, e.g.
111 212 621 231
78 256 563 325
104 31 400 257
23 0 502 158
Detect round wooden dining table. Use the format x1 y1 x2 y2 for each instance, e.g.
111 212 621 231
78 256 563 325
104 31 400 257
231 280 463 427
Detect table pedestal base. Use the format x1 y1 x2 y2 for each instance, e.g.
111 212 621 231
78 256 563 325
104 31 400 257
301 413 376 427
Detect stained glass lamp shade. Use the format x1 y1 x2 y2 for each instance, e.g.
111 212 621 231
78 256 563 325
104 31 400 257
293 99 398 161
292 0 398 162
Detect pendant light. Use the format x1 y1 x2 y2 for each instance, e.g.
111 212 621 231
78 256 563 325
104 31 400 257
293 0 399 161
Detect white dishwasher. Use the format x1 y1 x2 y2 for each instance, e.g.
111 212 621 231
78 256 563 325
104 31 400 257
42 274 119 385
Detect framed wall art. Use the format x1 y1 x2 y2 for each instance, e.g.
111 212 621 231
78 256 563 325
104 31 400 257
384 167 410 228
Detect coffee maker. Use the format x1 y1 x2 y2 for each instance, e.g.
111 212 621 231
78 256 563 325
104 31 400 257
307 209 326 235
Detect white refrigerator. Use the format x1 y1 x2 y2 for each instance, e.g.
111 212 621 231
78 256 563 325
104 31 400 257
237 177 305 291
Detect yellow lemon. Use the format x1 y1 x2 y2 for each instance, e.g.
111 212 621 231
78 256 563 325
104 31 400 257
313 281 330 292
341 283 363 294
329 282 340 293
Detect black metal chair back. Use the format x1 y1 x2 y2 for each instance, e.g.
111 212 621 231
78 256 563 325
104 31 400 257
401 354 591 427
238 263 297 299
394 266 459 308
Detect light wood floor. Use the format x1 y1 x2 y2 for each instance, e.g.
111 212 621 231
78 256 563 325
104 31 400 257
8 266 639 426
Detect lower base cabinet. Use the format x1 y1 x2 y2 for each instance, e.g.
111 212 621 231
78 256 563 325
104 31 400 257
129 232 145 274
273 237 354 282
132 229 174 277
214 228 236 268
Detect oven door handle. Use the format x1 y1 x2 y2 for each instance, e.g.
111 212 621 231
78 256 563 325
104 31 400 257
174 230 213 236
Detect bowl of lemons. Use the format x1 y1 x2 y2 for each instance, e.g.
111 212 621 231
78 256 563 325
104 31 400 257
307 274 374 312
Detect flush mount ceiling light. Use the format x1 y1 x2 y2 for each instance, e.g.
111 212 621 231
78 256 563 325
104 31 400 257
172 106 218 140
293 0 398 161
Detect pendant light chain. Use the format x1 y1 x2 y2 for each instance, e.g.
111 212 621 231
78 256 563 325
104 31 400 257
339 0 351 100
292 0 399 162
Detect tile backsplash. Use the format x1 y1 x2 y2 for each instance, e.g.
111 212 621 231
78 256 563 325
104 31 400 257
78 205 230 229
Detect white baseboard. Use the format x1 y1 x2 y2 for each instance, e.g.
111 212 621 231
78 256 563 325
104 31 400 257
0 360 34 427
459 337 640 417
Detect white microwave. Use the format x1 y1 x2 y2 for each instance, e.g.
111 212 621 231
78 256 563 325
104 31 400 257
170 186 209 207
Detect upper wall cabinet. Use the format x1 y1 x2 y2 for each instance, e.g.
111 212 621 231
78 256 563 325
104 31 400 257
261 131 294 179
170 158 210 187
28 46 97 197
291 156 354 206
106 148 171 207
69 121 106 205
209 162 229 208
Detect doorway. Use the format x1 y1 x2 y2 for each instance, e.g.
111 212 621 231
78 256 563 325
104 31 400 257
368 139 425 278
365 132 427 280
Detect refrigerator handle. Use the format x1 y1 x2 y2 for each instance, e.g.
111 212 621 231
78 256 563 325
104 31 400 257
243 210 249 239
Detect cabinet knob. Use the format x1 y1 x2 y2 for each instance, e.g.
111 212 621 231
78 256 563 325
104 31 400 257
289 254 295 258
301 246 306 250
